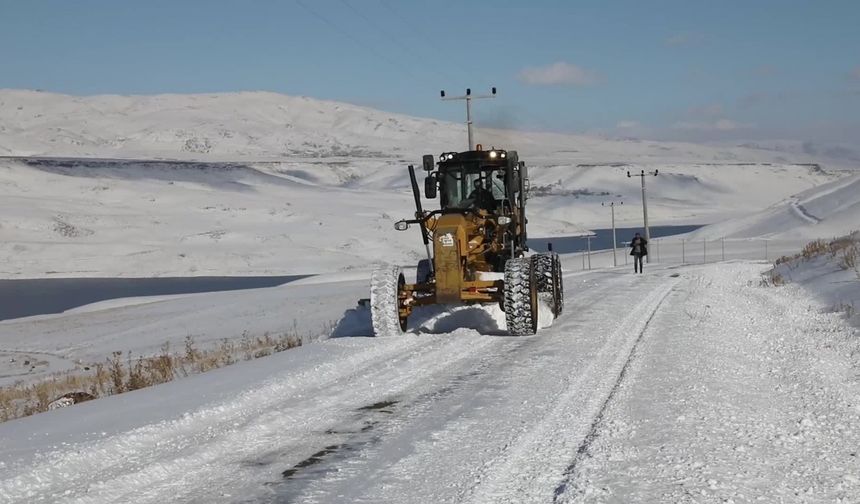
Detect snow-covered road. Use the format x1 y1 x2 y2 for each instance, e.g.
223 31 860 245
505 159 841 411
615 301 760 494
1 263 858 503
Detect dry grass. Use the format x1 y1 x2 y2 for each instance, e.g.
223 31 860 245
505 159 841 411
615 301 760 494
829 302 857 320
838 244 858 273
801 239 829 259
765 233 860 287
0 330 304 423
760 271 786 287
771 234 860 269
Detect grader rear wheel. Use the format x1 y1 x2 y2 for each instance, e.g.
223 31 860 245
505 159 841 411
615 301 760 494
551 253 564 316
533 253 564 317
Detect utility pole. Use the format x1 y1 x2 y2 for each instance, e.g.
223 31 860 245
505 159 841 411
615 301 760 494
627 169 659 262
602 201 623 267
441 87 496 150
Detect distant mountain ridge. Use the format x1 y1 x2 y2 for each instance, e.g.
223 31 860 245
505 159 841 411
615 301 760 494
1 89 856 170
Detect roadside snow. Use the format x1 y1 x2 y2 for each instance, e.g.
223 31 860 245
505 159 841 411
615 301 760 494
1 263 858 503
769 233 860 327
559 263 860 503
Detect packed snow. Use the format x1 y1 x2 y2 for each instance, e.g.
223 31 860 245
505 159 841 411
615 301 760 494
1 89 859 503
1 262 858 503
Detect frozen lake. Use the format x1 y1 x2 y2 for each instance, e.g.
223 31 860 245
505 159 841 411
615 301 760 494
530 224 703 253
0 276 306 322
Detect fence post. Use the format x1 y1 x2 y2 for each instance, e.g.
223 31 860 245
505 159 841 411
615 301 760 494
765 239 768 261
721 237 725 261
587 236 592 270
682 240 685 264
703 239 707 263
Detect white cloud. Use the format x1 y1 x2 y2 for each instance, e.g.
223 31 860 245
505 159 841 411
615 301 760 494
517 62 600 86
673 119 753 131
616 120 639 129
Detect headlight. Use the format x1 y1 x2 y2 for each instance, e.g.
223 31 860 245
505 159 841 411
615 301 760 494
497 216 511 225
489 151 498 159
394 220 410 231
500 152 506 158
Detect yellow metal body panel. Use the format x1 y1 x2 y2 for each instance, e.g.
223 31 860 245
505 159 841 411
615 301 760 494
433 214 467 303
423 213 507 304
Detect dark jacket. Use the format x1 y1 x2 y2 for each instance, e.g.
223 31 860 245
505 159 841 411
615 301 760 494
468 188 497 210
629 236 648 256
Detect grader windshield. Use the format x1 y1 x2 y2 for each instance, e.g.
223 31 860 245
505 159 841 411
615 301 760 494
440 164 507 211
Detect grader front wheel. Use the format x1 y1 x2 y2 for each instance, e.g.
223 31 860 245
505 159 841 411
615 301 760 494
370 265 408 337
503 257 538 336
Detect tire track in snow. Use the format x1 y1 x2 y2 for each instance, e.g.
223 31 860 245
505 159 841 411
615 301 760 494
0 334 497 504
461 274 678 504
250 271 636 503
556 264 860 502
552 283 675 501
789 199 821 224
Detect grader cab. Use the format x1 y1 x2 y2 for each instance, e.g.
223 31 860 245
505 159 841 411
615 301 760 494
370 146 564 337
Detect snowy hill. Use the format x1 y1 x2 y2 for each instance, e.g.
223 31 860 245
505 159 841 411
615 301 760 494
689 173 860 239
2 89 857 168
0 89 854 277
0 155 839 278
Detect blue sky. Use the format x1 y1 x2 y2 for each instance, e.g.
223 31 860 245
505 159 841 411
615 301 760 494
1 0 858 143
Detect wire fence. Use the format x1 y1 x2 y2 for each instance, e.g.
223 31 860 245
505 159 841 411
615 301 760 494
558 237 816 272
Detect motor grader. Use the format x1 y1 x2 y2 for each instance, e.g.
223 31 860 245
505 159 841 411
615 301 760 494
370 146 563 336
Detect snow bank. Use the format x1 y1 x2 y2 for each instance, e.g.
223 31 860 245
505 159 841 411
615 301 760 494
765 232 860 326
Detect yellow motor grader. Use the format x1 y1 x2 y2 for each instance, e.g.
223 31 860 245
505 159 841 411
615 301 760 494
370 146 563 336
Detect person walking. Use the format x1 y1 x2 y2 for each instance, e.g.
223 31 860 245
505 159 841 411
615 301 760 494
629 232 648 274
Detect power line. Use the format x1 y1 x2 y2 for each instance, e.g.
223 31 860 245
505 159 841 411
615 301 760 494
378 0 476 81
337 0 453 82
295 0 421 81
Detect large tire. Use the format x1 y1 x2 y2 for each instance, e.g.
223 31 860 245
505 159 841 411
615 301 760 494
532 253 554 294
504 257 538 336
551 253 564 316
533 253 564 317
416 259 432 284
370 265 407 337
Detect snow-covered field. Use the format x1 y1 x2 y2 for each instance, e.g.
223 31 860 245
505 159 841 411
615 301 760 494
1 262 858 503
0 90 853 278
1 90 859 502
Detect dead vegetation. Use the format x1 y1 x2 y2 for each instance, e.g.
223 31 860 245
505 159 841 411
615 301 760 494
764 232 860 285
0 331 302 423
760 270 786 287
